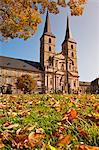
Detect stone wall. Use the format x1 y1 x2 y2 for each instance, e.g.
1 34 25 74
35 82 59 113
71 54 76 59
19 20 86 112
0 67 43 94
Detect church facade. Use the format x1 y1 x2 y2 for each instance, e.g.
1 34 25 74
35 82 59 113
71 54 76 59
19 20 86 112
40 12 79 93
0 12 79 94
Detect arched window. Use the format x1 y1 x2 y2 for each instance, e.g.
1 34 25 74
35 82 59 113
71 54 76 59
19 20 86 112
49 46 51 51
49 56 52 62
71 61 74 71
61 64 64 71
49 38 51 43
52 56 54 66
74 81 76 87
71 52 74 57
69 63 71 70
71 44 73 49
48 56 52 66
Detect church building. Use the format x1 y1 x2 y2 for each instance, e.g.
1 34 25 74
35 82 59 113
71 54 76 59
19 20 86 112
0 11 79 94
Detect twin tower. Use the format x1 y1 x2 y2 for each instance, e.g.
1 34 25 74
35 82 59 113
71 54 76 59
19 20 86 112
40 11 79 93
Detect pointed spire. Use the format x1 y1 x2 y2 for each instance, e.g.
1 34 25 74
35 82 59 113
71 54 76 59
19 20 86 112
43 10 51 34
65 16 73 40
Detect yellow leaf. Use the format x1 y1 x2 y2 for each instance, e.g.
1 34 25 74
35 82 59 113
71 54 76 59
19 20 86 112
0 139 5 149
48 141 57 150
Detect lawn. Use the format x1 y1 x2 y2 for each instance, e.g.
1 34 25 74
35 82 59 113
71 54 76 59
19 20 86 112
0 94 99 150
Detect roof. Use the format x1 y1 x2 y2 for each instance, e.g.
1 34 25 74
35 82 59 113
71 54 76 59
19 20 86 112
79 81 91 86
0 56 43 72
92 77 99 82
54 52 65 60
65 16 73 39
42 32 56 38
41 11 55 38
62 16 76 44
43 11 51 33
91 77 99 85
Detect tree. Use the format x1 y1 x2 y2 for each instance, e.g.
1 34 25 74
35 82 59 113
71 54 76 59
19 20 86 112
16 74 36 94
0 0 87 40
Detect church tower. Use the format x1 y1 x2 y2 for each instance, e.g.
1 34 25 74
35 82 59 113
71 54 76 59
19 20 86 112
62 16 79 93
40 11 56 92
40 11 56 69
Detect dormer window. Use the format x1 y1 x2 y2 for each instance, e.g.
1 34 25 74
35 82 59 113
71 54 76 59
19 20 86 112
7 63 10 65
49 38 51 43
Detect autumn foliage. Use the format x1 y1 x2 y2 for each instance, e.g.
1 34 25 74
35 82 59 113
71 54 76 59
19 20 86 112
0 94 99 149
16 74 36 93
0 0 87 40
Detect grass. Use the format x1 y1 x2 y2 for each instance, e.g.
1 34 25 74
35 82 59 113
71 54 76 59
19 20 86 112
0 94 99 149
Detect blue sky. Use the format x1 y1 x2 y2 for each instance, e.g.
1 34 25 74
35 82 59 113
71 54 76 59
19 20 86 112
0 0 99 82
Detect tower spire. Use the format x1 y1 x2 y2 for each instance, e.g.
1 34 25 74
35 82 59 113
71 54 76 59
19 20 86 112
43 10 51 34
65 16 73 40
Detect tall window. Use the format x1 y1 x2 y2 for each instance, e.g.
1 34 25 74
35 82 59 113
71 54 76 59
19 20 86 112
71 44 73 49
49 46 51 51
61 64 64 71
49 38 51 43
71 52 74 57
52 56 54 66
69 63 71 70
48 56 52 66
50 78 53 85
74 81 76 87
